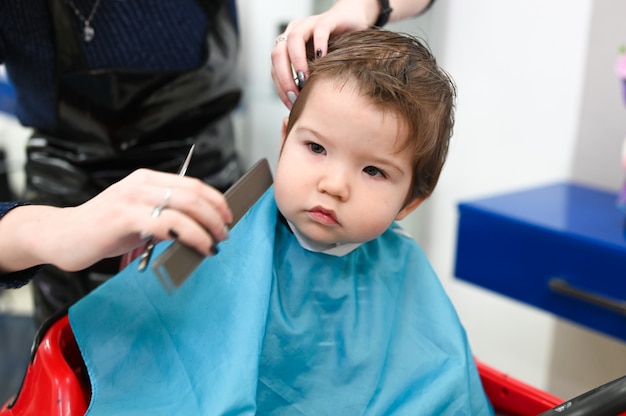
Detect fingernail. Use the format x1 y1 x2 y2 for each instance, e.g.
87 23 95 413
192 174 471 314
287 91 297 104
223 225 230 240
316 49 322 59
168 229 179 239
210 244 219 255
296 71 306 90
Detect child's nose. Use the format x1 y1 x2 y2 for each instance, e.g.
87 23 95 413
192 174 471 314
317 166 350 201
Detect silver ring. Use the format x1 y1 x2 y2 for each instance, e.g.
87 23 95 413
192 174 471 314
151 188 172 218
274 34 287 46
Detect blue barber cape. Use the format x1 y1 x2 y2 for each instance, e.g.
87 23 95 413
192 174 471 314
69 188 493 415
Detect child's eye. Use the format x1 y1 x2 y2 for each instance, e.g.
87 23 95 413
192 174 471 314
307 142 326 154
363 166 386 178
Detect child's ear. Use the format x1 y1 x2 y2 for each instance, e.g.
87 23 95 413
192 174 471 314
395 197 423 221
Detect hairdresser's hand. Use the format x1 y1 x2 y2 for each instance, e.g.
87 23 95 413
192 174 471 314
0 169 232 273
271 0 432 109
271 0 376 109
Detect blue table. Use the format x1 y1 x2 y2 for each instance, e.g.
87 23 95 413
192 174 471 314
455 182 626 342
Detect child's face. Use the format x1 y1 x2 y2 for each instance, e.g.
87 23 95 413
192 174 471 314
274 79 422 246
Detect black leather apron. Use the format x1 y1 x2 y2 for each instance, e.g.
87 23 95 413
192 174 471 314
28 0 242 324
26 0 241 207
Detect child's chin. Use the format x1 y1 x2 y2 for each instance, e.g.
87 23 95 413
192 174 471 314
295 224 340 245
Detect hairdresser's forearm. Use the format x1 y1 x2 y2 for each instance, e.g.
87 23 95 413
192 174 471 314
0 169 232 275
0 205 63 272
353 0 433 25
389 0 434 22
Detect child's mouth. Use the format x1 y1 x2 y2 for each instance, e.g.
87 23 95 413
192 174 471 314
307 206 339 225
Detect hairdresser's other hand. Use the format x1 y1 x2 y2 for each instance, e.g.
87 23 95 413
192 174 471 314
0 169 232 273
271 0 374 109
271 0 433 109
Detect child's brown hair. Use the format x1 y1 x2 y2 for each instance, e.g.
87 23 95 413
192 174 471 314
286 28 456 206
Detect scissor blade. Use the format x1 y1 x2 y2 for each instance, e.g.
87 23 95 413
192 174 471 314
178 144 195 176
152 158 273 292
136 144 196 272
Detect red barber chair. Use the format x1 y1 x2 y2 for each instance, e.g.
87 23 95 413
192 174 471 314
0 311 90 416
2 259 624 415
0 318 564 416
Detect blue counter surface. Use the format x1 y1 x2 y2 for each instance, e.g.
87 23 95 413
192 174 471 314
455 182 626 342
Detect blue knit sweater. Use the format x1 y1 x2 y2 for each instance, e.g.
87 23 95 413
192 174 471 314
0 0 224 130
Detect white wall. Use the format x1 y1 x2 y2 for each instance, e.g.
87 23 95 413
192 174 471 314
571 0 626 188
420 0 626 400
233 0 311 171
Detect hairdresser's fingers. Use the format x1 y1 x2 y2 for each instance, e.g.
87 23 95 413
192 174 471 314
272 20 333 108
141 180 231 243
118 169 233 225
272 3 375 110
270 53 296 110
283 22 323 76
61 170 230 267
271 22 304 109
56 201 222 271
135 170 232 226
107 172 231 246
134 204 226 258
309 26 331 61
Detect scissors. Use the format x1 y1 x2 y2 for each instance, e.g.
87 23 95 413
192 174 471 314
137 144 195 271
